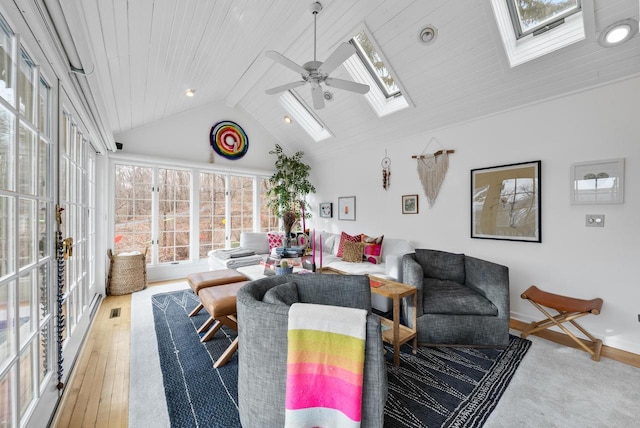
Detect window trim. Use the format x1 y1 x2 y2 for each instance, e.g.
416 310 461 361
278 90 333 142
506 0 582 39
342 23 413 117
491 0 587 67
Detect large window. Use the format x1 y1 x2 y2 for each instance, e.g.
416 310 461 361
114 162 275 265
199 172 226 258
158 168 191 263
114 165 153 259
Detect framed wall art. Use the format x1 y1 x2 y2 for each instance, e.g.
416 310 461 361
319 202 333 218
402 195 418 214
338 196 356 221
471 160 541 242
570 158 624 205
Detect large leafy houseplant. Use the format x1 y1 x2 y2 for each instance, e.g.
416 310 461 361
267 144 316 245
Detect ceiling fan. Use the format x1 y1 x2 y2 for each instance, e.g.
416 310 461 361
265 1 370 109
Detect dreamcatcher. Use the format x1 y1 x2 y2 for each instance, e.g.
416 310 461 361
381 151 391 190
412 138 454 207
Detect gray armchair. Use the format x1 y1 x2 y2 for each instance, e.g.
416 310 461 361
236 274 388 428
402 249 510 347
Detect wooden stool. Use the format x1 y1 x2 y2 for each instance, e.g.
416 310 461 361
521 285 604 361
197 280 249 368
186 269 248 317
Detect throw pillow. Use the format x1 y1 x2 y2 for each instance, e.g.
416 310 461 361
361 234 384 264
262 281 300 305
337 231 362 257
267 232 283 252
342 240 365 263
415 249 465 284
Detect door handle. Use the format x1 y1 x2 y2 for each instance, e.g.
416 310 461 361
62 237 74 259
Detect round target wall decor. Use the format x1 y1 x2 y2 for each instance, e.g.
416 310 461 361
210 120 249 160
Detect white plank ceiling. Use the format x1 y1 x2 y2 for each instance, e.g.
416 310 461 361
72 0 640 160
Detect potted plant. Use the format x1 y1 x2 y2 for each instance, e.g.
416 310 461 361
275 259 293 275
267 144 316 247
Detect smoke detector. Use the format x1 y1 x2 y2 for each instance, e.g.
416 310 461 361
323 91 333 101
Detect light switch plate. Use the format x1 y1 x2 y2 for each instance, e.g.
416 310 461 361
585 214 605 227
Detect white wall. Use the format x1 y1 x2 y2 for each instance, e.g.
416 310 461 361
308 76 640 355
114 101 279 171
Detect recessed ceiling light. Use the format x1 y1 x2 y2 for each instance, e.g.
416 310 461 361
598 19 638 47
419 25 438 45
284 115 292 124
185 89 196 97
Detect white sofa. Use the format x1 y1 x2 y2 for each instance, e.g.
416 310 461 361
210 231 414 312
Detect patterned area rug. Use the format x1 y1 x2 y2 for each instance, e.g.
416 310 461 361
152 289 530 428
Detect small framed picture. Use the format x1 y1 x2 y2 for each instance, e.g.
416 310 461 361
338 196 356 221
402 195 419 214
319 202 333 218
570 158 624 204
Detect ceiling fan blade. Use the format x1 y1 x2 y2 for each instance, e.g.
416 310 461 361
311 84 325 109
265 81 307 95
265 50 308 75
318 42 356 75
324 77 370 94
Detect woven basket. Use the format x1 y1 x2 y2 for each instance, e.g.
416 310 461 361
107 248 148 295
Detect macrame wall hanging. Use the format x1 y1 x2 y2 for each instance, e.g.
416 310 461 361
412 138 454 207
381 150 391 190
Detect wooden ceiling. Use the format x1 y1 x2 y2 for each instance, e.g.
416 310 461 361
71 0 640 160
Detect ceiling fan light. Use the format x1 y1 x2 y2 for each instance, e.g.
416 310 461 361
598 19 638 47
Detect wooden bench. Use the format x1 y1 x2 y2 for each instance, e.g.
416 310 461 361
521 285 604 361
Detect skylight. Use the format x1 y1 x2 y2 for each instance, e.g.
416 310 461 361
351 31 400 98
343 26 412 117
278 90 332 142
507 0 581 39
491 0 586 67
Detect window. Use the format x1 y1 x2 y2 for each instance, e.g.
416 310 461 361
114 162 275 265
491 0 585 67
507 0 581 39
114 165 153 258
343 26 412 117
229 175 254 247
351 31 400 98
158 168 191 263
259 177 278 232
199 172 226 258
0 16 14 105
279 91 332 142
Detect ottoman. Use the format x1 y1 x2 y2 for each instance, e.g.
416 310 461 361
197 280 250 367
186 269 248 316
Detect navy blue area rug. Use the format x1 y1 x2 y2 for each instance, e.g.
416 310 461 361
152 289 530 428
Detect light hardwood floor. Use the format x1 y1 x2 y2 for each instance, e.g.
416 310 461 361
51 284 640 427
51 291 134 427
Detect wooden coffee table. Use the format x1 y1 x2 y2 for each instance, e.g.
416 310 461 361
321 267 417 366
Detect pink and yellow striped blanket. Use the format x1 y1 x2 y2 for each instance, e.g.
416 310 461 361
285 303 367 428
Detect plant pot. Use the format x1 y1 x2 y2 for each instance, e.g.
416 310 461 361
275 266 294 276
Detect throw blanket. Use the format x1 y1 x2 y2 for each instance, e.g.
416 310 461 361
211 247 256 260
285 303 367 428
